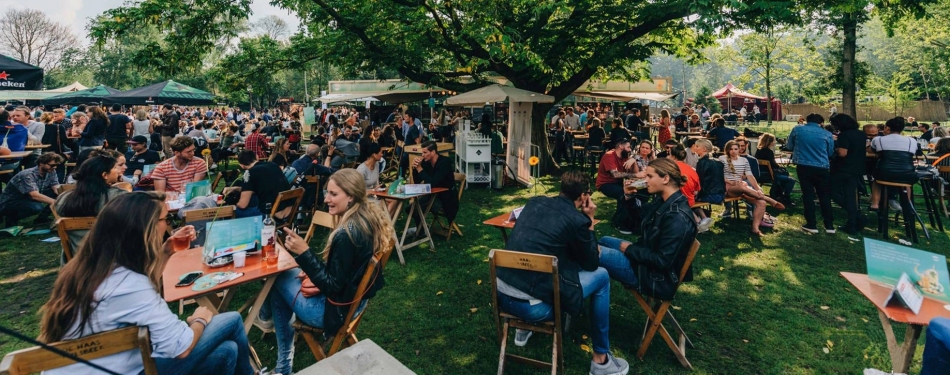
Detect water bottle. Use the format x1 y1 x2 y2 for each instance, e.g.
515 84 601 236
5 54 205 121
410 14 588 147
261 203 277 265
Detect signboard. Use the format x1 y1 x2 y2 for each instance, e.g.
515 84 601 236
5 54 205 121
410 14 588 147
303 106 316 125
865 238 950 305
507 102 533 186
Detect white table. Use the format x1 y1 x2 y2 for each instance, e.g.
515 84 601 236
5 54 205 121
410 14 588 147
296 339 416 375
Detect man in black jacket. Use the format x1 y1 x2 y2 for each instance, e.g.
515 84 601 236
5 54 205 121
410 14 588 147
158 103 180 158
411 140 459 225
495 171 629 375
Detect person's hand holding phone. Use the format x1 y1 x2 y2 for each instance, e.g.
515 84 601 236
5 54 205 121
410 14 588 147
281 228 309 255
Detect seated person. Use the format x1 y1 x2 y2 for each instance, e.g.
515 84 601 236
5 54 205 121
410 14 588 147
754 133 796 204
268 138 294 170
869 117 919 210
655 139 679 158
39 193 253 375
263 170 389 375
54 154 128 252
496 170 629 375
667 144 700 208
720 140 785 236
587 118 607 151
707 118 739 150
0 152 62 227
124 135 161 183
596 138 635 234
930 138 950 182
410 140 459 226
598 158 697 301
151 136 208 193
223 150 291 219
921 317 950 374
0 109 29 175
692 139 724 231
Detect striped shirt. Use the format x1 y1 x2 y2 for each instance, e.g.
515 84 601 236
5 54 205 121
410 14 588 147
719 155 752 182
151 157 207 192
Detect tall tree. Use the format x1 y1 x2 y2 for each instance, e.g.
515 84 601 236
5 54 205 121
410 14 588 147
0 9 79 70
92 0 805 172
251 15 291 41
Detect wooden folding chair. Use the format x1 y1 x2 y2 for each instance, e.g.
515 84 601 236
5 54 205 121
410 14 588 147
937 166 949 218
628 239 701 369
757 159 774 186
431 173 465 240
270 188 305 231
55 184 75 195
304 210 339 243
292 246 388 361
489 249 563 375
305 175 322 217
0 326 157 375
55 217 96 262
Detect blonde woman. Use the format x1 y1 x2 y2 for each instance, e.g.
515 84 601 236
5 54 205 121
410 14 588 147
39 193 254 375
132 108 153 142
719 140 785 236
264 169 392 375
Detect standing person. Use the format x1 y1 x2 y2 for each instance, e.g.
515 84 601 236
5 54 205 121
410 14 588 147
596 138 635 234
40 111 70 164
244 124 269 159
496 170 630 375
655 109 672 145
624 108 648 141
39 193 255 375
786 113 836 234
263 169 391 375
552 111 568 165
151 136 208 193
829 114 868 235
106 104 132 152
158 103 181 158
11 106 45 169
0 152 63 226
563 107 581 131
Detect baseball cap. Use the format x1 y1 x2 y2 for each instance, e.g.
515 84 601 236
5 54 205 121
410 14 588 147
127 135 148 144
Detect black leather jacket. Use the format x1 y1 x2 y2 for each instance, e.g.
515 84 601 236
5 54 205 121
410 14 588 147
293 223 385 335
624 191 697 300
696 157 725 199
497 195 599 316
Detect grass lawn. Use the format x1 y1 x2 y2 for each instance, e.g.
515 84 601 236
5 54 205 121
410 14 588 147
2 159 948 374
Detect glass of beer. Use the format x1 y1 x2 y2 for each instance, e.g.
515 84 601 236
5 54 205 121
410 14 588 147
171 227 192 252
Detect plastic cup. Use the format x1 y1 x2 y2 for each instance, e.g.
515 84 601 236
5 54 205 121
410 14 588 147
232 251 246 268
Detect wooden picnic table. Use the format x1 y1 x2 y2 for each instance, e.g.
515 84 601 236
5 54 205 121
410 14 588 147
0 151 32 160
370 187 448 265
840 272 950 374
163 245 297 369
25 144 50 150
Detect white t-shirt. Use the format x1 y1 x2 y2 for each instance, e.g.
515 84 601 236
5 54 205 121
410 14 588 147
871 134 919 154
43 267 193 375
356 161 380 189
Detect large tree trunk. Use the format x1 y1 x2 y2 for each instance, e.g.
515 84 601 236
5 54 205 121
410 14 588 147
530 103 559 175
841 14 859 119
765 59 772 126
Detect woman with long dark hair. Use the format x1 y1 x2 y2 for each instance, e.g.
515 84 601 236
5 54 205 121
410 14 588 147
79 106 109 152
261 169 392 375
40 193 253 375
54 154 127 251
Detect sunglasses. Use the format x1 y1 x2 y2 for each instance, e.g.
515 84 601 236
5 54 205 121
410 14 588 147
583 190 593 196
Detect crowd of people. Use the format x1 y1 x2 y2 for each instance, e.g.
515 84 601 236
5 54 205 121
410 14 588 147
5 96 950 375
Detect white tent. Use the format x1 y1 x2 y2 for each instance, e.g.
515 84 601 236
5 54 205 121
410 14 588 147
446 84 553 186
572 91 678 102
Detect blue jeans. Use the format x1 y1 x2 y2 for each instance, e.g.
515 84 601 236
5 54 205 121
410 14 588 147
270 268 366 375
235 195 262 219
922 317 950 375
599 183 629 229
597 237 639 289
153 311 254 375
497 267 612 354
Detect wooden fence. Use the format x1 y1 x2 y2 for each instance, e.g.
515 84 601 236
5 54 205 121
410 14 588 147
783 101 948 122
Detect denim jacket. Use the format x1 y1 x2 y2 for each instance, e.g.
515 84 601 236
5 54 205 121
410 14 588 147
786 122 834 169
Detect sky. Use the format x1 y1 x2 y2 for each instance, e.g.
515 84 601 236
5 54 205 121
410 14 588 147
7 0 300 43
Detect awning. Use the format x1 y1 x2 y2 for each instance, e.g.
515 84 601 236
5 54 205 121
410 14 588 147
318 92 432 104
572 91 679 102
445 84 554 106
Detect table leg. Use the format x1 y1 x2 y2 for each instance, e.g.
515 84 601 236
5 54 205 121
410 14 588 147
416 196 438 251
877 310 923 374
497 228 508 244
243 276 278 333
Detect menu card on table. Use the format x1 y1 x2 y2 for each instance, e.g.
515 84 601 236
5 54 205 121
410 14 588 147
865 238 950 314
203 216 262 260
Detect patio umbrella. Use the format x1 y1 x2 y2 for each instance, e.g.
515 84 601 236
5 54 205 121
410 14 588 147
104 80 216 105
42 84 121 106
444 84 554 106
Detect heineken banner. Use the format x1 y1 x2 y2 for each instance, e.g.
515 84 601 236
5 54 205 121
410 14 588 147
0 54 43 91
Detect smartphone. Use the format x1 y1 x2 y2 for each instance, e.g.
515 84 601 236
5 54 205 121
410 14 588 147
276 228 288 246
176 271 203 287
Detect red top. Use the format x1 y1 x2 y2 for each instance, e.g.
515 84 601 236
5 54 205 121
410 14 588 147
676 161 700 206
596 150 628 189
244 132 268 159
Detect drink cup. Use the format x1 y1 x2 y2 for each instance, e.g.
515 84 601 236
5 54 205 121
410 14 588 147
172 235 190 252
232 251 246 268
